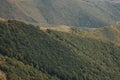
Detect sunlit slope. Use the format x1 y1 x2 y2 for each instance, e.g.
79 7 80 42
0 0 120 27
0 0 36 22
69 25 120 46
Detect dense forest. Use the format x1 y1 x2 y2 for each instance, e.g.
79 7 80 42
0 20 120 80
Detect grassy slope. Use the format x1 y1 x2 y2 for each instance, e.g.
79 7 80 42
0 0 36 23
1 0 120 27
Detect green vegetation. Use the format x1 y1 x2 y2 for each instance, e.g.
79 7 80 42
0 54 59 80
0 20 120 80
70 25 120 46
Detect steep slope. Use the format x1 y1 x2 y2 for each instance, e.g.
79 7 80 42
0 0 36 22
0 0 120 27
0 20 120 80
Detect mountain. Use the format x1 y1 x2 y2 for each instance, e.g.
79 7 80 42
0 20 120 80
0 0 120 27
0 0 38 22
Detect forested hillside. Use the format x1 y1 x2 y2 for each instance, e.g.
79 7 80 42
0 20 120 80
0 54 59 80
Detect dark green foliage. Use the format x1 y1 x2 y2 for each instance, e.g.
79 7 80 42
0 20 120 80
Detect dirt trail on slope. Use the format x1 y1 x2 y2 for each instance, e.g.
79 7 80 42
40 25 71 33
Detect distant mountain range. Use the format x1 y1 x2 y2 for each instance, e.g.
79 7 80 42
0 0 120 27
